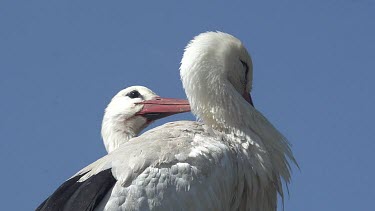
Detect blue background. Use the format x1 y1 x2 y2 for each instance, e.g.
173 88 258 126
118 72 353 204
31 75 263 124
1 1 374 210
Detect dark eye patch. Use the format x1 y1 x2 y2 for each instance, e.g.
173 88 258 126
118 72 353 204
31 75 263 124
240 60 249 76
126 90 141 99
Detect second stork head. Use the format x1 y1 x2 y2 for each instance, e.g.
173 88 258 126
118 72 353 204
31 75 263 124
101 86 190 153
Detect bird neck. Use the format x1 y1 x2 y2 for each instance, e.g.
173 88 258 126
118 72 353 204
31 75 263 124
184 76 253 134
101 115 147 153
185 75 295 191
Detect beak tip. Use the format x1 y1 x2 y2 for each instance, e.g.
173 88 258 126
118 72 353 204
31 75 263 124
243 92 254 107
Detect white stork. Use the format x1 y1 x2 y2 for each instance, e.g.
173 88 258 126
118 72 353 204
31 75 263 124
36 86 191 210
37 32 296 211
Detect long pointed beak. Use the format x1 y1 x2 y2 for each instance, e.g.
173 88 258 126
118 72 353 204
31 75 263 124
243 92 254 107
136 97 191 121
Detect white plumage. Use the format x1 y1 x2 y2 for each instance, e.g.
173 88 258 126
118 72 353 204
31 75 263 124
101 86 159 153
101 85 190 153
37 32 296 211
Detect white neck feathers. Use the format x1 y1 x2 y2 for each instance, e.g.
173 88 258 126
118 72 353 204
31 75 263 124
180 32 296 209
101 114 147 153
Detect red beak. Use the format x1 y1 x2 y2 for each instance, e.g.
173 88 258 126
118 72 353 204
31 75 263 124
136 97 191 121
243 92 254 107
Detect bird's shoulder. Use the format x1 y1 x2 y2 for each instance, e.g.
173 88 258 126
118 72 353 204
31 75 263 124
43 121 238 210
77 121 230 182
100 121 238 210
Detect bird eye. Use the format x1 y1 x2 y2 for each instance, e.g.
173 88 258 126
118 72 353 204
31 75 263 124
126 90 141 99
240 60 249 76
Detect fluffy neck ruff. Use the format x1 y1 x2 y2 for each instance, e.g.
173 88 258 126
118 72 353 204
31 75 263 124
180 32 296 210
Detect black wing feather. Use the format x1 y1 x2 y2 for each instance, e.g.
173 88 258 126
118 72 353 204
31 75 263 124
36 169 116 211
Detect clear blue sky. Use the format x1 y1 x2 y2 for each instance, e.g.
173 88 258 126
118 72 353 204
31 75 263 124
1 1 374 210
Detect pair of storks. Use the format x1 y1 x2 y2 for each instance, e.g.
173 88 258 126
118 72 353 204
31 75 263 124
37 32 296 211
